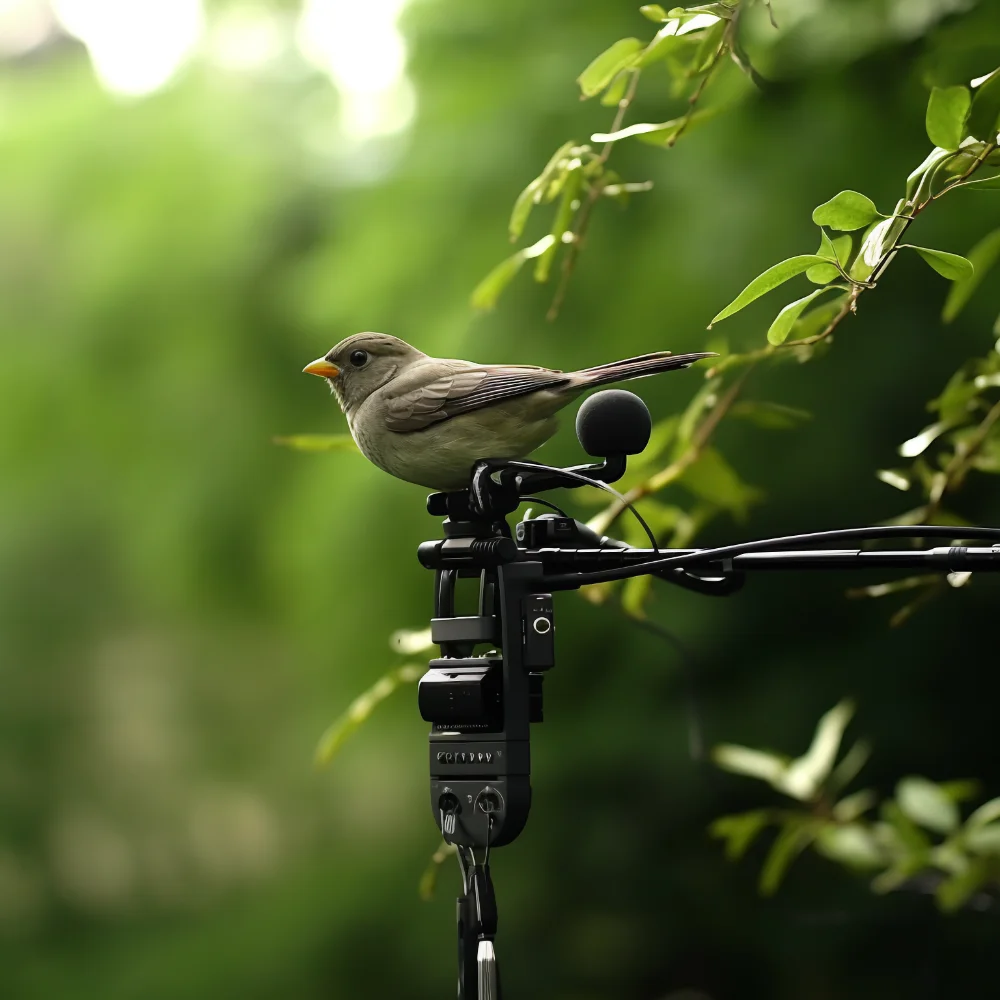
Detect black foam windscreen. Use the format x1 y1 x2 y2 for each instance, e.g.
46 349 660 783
575 389 652 457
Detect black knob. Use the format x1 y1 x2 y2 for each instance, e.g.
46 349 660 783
575 389 652 457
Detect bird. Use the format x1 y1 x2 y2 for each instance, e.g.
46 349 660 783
302 333 715 492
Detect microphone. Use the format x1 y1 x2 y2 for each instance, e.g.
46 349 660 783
575 389 652 458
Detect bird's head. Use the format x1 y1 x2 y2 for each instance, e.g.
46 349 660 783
303 333 426 411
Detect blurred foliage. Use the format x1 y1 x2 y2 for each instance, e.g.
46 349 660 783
712 700 1000 913
3 1 1000 999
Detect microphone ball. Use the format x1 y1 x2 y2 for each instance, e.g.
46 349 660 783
575 389 652 457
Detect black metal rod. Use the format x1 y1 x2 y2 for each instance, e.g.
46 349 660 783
535 546 1000 589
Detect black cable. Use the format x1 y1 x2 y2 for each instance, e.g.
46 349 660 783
541 525 1000 587
628 614 706 762
499 459 660 553
518 496 570 518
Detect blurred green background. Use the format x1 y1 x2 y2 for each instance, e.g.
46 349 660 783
2 1 1000 998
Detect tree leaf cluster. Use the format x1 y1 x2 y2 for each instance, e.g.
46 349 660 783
711 702 1000 911
473 2 770 317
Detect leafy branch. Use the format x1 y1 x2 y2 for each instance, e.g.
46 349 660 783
586 66 1000 573
711 700 1000 912
472 2 771 319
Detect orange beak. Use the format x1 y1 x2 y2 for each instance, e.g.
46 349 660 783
303 357 340 379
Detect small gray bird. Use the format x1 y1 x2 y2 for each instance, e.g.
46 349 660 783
303 333 714 491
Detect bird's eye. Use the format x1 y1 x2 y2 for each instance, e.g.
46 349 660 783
349 350 369 368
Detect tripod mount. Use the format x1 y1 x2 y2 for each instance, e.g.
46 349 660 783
413 389 1000 999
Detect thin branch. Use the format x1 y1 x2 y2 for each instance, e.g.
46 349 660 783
926 142 997 205
548 31 737 321
667 39 727 148
782 286 859 349
547 69 641 321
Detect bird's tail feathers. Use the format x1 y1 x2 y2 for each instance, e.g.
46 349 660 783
571 352 716 388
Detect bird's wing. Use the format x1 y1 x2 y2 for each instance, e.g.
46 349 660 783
383 361 570 432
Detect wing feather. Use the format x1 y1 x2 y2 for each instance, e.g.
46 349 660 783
384 364 569 432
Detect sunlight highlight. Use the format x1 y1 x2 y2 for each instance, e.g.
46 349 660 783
296 0 415 142
52 0 203 97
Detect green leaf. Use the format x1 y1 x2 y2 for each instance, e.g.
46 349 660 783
630 499 686 539
712 743 788 785
832 234 853 266
899 421 953 458
471 250 529 310
828 739 871 794
816 229 836 258
832 789 878 822
635 21 687 70
805 263 841 284
593 106 720 145
728 7 765 88
906 147 952 199
783 294 849 343
472 234 560 309
709 810 773 861
811 190 881 231
621 572 652 618
926 85 972 151
850 217 899 280
670 4 733 20
806 233 842 284
509 186 540 244
639 108 722 145
876 469 911 491
903 245 975 282
967 796 1000 830
780 700 855 802
880 800 932 856
600 70 631 107
767 288 830 346
965 824 1000 854
577 38 644 98
315 664 424 766
679 447 761 518
816 823 886 869
942 228 1000 322
936 860 989 912
508 140 577 241
709 256 830 325
272 434 359 453
639 3 669 20
956 173 1000 191
534 168 581 283
938 780 980 804
968 69 1000 142
690 17 727 73
592 121 682 143
674 377 721 451
729 401 812 430
896 776 960 834
931 368 978 423
760 819 817 895
601 180 655 204
626 416 680 474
